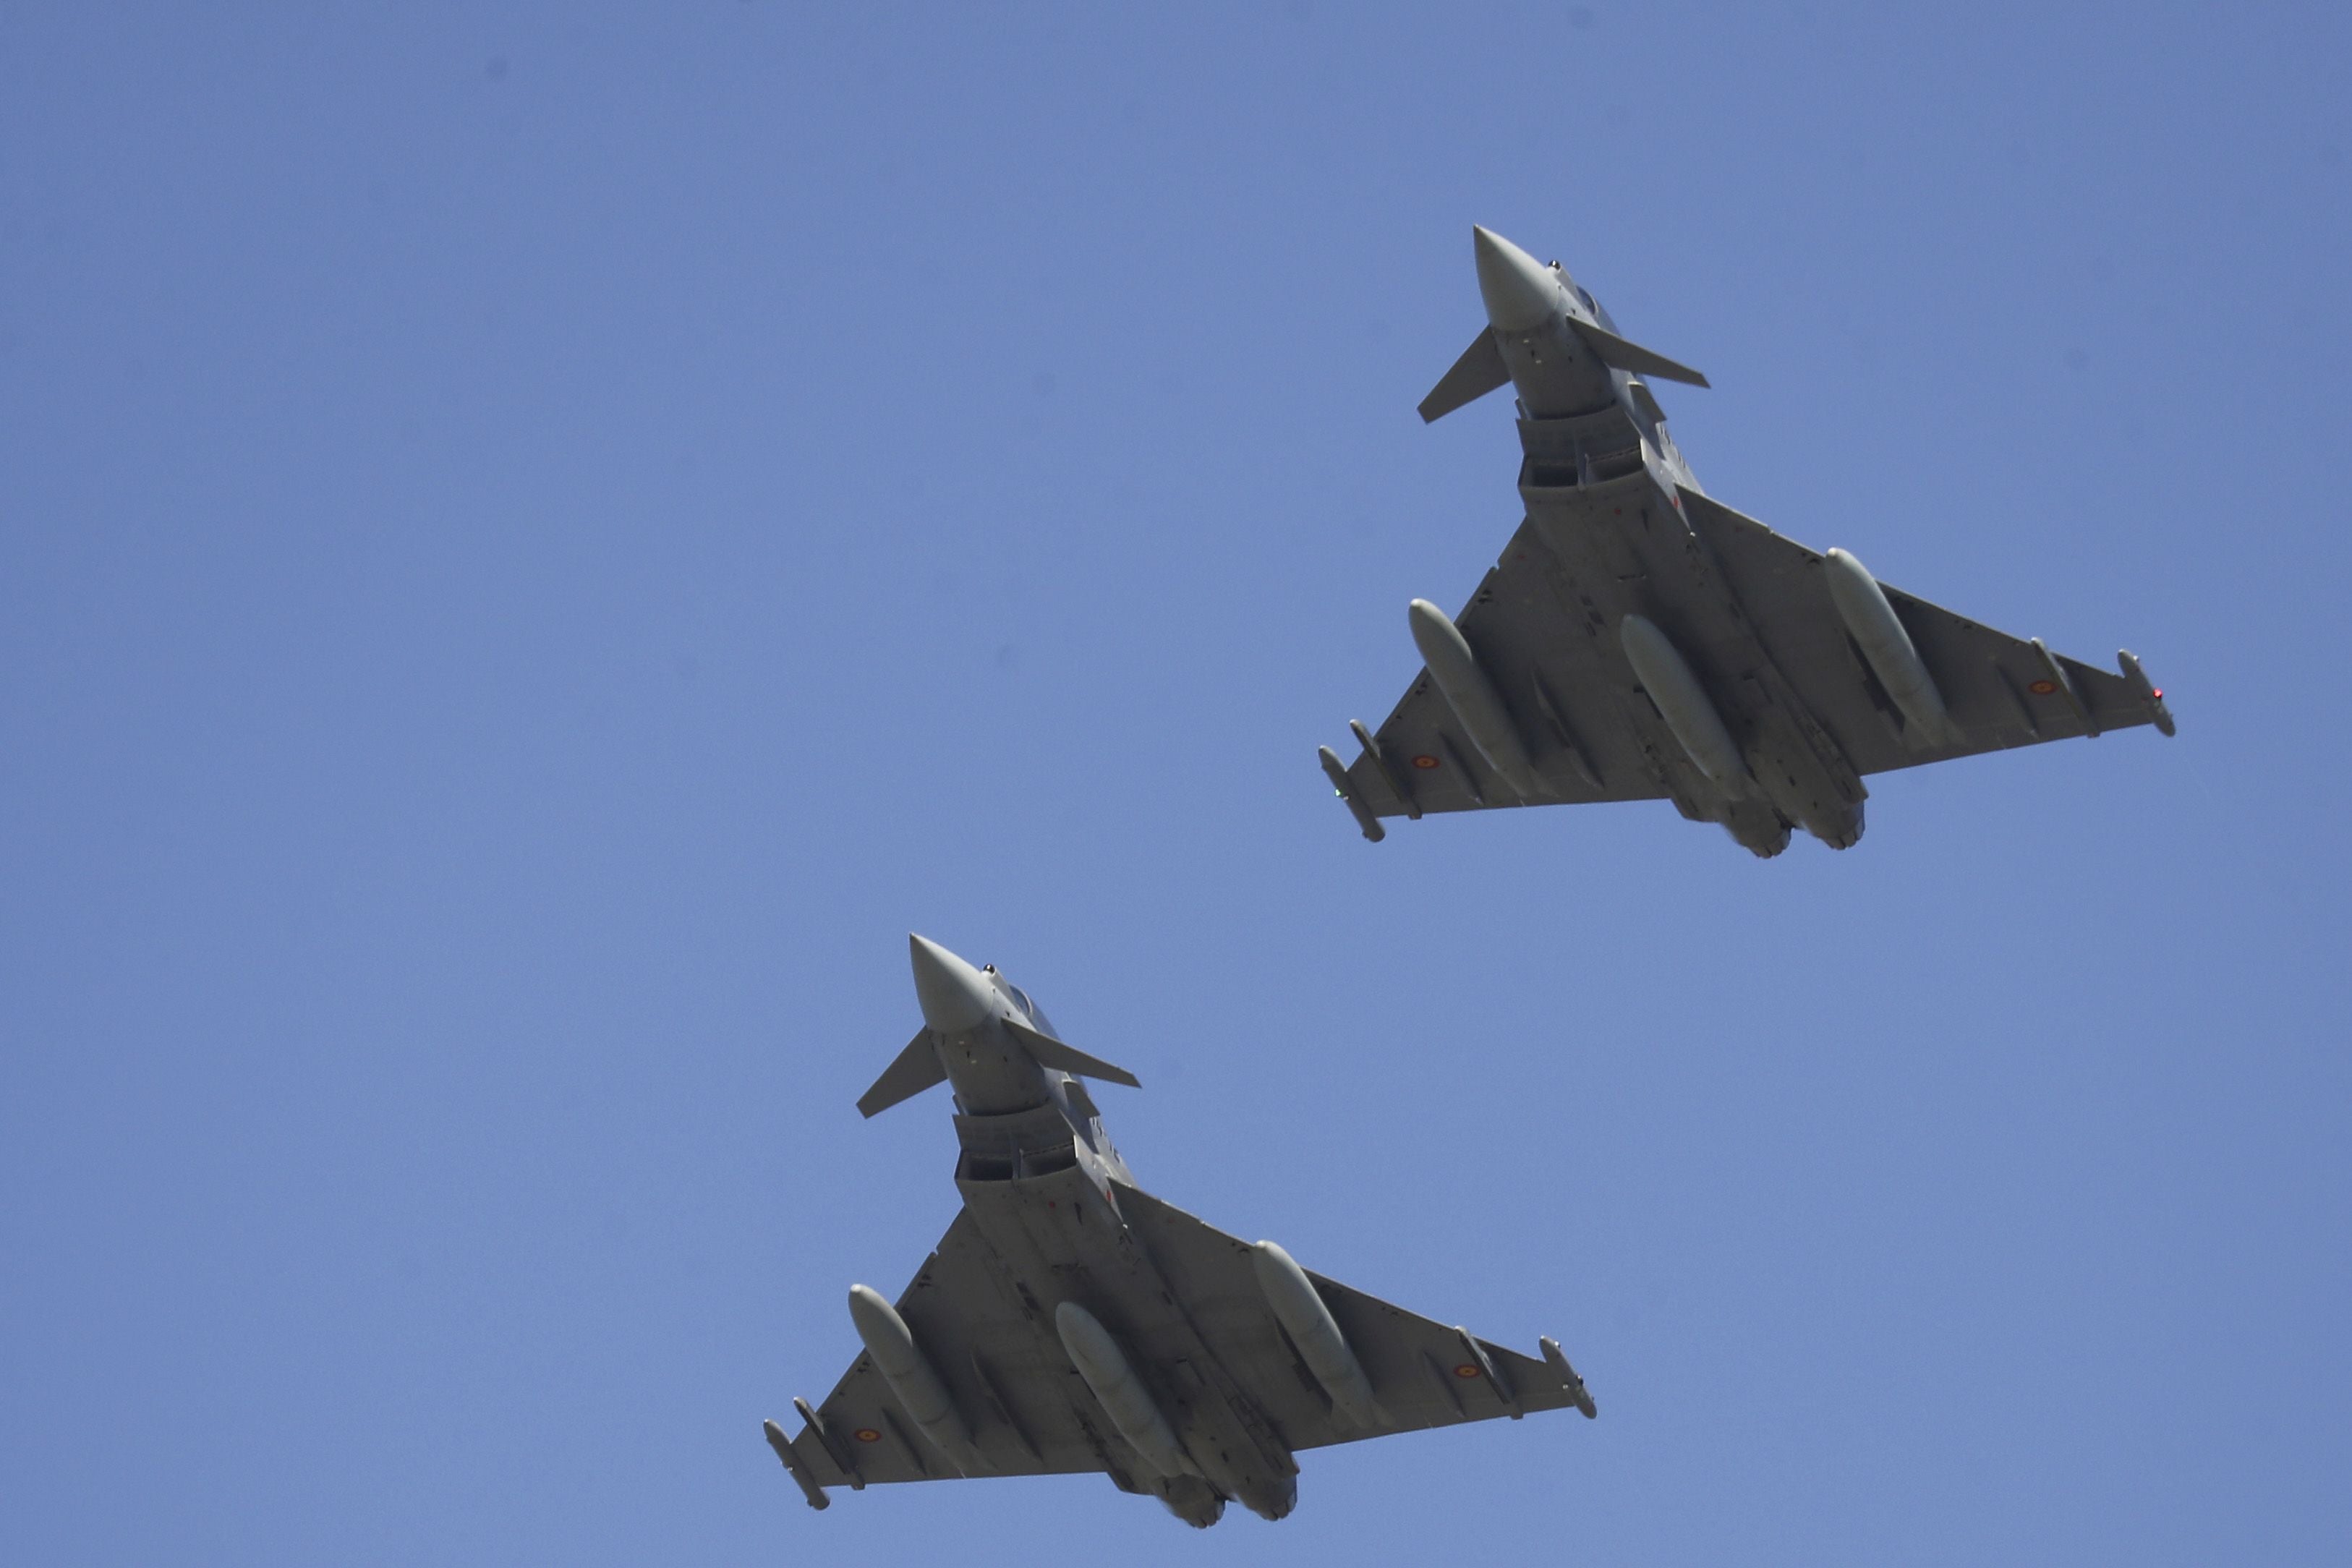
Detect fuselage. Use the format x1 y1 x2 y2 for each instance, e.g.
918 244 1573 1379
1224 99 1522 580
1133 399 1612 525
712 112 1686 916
1475 227 1703 489
1470 229 1862 854
909 939 1295 1525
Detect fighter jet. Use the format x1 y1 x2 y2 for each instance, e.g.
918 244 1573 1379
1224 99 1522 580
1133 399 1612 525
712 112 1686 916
1316 226 2175 856
761 934 1596 1529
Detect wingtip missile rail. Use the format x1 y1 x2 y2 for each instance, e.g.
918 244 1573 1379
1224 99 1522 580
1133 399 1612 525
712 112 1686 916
1539 1337 1597 1420
2118 649 2176 737
762 1418 832 1510
1317 745 1386 842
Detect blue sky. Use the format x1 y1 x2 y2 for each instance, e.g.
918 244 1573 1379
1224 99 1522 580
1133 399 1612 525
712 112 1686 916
4 3 2347 1562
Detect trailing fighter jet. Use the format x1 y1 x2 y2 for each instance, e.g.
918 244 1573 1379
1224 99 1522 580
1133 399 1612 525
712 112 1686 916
1317 226 2175 856
761 934 1596 1529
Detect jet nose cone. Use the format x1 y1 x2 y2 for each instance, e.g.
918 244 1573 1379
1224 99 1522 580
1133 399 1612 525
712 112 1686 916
908 933 996 1035
1472 224 1560 333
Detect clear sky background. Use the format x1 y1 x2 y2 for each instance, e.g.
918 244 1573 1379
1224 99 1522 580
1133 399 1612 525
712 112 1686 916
4 4 2347 1563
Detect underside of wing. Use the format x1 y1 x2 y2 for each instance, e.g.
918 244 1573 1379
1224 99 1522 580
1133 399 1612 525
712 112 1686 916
1339 520 1679 821
1115 1186 1591 1454
1676 487 2170 775
772 1209 1129 1493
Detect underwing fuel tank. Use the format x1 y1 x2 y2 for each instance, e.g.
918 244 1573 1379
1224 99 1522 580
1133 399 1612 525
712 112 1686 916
1407 598 1538 798
1618 615 1750 796
1250 1242 1380 1429
846 1284 979 1473
1054 1301 1194 1483
1822 549 1953 746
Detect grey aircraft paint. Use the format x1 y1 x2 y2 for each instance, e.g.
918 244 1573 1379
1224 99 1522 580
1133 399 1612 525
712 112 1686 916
1317 226 2176 856
762 934 1595 1529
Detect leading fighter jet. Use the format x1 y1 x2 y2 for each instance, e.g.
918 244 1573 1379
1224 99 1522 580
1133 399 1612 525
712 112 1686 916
1317 226 2175 856
761 935 1596 1529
